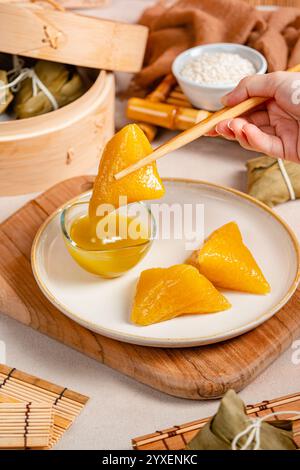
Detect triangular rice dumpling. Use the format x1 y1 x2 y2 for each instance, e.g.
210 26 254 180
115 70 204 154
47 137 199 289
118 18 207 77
187 389 297 450
187 222 270 294
131 264 231 326
247 156 300 207
89 124 165 220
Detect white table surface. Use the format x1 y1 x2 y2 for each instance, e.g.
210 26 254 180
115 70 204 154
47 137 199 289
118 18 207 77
0 1 300 450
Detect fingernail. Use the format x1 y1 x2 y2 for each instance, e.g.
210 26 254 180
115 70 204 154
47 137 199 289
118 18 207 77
227 120 234 131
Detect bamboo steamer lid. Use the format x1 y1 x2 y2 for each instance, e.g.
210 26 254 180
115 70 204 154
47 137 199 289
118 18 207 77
0 2 148 72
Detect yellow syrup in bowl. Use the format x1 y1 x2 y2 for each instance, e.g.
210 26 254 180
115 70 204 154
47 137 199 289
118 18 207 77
60 123 164 278
61 201 155 278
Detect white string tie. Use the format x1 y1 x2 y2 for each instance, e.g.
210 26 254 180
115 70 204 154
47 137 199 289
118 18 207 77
7 55 25 85
278 158 296 201
232 410 300 450
0 65 58 111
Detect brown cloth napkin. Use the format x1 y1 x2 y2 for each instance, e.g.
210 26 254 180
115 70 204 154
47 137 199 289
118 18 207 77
135 0 300 91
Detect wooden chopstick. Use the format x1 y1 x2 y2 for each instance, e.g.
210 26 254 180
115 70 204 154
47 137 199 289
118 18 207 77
115 64 300 180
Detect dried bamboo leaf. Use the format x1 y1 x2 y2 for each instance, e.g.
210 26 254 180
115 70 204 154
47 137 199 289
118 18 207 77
187 390 297 450
14 61 87 119
247 156 300 207
0 70 13 114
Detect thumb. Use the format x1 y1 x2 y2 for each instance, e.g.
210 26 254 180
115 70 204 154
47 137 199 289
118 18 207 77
221 72 286 107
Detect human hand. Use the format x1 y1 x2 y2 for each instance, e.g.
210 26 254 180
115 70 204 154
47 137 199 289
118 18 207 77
208 72 300 163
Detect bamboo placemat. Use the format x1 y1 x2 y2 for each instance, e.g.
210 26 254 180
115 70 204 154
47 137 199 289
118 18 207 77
0 364 89 448
0 392 53 449
132 391 300 450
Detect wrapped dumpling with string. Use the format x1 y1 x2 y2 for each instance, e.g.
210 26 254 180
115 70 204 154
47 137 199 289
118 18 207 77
246 156 300 207
186 390 298 450
14 60 87 119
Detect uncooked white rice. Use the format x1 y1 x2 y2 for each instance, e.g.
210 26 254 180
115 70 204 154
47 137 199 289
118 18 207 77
181 52 256 85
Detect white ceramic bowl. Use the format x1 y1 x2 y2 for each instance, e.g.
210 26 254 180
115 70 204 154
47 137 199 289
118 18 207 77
172 43 268 111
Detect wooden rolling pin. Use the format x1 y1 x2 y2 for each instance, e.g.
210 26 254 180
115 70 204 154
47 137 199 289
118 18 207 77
115 64 300 180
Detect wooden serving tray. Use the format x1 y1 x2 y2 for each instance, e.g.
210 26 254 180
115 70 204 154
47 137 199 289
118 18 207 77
0 176 300 400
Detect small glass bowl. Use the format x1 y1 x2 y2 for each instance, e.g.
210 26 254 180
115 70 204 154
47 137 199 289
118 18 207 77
61 200 156 278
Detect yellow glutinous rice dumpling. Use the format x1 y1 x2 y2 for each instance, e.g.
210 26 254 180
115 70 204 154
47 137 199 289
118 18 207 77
131 264 231 326
89 124 165 221
187 222 270 295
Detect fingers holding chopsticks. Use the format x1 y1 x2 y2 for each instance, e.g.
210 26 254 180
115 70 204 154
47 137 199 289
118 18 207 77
221 72 285 107
204 70 300 162
208 116 283 158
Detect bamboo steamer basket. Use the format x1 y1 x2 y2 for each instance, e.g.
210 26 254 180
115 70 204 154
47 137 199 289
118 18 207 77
0 70 115 195
0 2 148 195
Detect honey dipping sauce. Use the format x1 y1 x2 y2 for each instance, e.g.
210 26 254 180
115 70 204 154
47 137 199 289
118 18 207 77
70 213 150 251
65 124 165 278
69 211 152 278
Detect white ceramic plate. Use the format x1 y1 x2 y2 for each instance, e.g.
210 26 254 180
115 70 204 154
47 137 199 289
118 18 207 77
32 179 300 348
